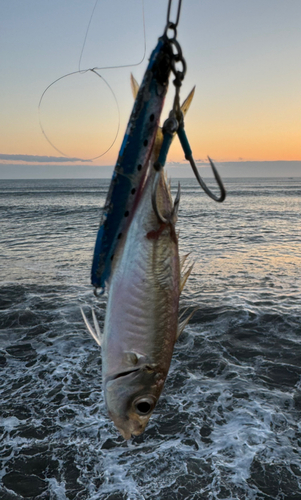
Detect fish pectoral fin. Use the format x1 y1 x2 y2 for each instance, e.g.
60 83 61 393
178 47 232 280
123 351 145 366
130 73 139 99
176 308 197 340
80 307 102 346
180 263 194 294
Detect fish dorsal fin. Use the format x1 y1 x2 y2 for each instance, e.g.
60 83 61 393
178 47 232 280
180 253 190 271
176 307 197 340
180 263 194 294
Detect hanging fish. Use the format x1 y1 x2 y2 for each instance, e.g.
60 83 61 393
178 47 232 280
81 81 195 439
101 167 182 439
82 168 194 439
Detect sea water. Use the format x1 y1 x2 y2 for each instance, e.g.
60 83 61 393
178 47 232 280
0 177 300 499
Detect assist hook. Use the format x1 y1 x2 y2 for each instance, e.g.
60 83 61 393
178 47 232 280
190 155 226 202
151 112 181 225
151 106 226 222
176 116 226 203
152 0 226 222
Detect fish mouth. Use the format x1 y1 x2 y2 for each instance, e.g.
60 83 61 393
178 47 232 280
106 362 156 383
113 394 157 440
106 368 140 382
104 369 158 440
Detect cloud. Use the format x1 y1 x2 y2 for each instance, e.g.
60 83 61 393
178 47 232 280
167 159 208 166
194 159 208 164
166 161 185 166
0 154 91 163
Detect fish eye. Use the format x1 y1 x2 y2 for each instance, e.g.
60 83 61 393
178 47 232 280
134 397 155 416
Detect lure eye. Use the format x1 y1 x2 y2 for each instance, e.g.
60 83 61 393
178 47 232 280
134 397 156 416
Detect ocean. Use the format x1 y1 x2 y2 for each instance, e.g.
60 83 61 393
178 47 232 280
0 177 300 500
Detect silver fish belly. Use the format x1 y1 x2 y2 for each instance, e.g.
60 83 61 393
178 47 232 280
102 169 180 439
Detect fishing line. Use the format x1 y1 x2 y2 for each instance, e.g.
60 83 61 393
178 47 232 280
38 69 120 161
78 0 100 73
78 0 146 72
39 0 146 161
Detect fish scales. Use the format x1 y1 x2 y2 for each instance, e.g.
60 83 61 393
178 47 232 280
102 168 180 439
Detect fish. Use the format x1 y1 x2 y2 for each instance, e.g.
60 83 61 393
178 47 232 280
101 166 181 439
81 81 195 439
82 168 187 439
91 37 173 292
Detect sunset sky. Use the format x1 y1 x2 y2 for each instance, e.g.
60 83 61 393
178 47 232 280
1 0 301 178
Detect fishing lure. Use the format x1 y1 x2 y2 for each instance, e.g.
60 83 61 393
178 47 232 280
91 37 173 292
91 0 226 294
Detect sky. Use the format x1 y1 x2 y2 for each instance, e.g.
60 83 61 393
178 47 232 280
1 0 301 179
